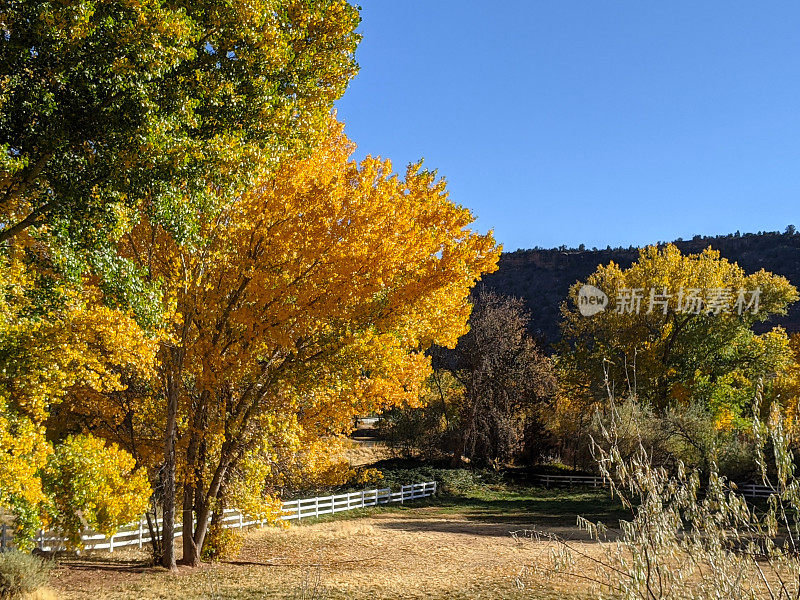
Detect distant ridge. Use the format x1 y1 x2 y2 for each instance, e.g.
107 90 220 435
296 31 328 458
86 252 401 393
482 228 800 348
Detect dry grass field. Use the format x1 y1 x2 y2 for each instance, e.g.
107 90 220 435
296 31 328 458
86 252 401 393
49 484 627 599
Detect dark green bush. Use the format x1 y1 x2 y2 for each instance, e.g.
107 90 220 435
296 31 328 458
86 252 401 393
377 404 454 461
373 459 503 496
0 551 51 600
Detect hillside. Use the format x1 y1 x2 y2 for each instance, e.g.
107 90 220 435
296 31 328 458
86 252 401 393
482 230 800 348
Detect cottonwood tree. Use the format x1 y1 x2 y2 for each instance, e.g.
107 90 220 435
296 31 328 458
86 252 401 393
42 434 151 548
117 121 499 566
0 247 159 544
1 0 361 567
557 245 797 420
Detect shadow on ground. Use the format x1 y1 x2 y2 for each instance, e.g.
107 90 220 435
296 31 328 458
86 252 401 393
367 489 630 540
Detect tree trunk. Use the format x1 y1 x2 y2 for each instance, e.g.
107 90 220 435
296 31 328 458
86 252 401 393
189 462 228 562
160 373 179 571
178 453 228 566
190 439 250 562
450 433 466 467
191 500 212 564
145 510 162 564
180 485 200 567
179 392 210 566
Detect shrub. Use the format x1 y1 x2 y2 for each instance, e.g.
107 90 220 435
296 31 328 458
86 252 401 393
0 552 51 600
518 388 800 600
200 522 244 562
42 434 151 548
378 404 450 461
585 395 758 480
351 467 383 488
374 460 501 496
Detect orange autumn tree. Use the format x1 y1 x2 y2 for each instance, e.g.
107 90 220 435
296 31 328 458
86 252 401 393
119 120 499 567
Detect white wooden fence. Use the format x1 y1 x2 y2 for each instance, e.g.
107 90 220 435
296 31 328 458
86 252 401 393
535 473 774 499
0 481 436 553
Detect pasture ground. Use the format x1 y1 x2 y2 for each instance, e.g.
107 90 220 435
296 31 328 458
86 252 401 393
50 483 627 599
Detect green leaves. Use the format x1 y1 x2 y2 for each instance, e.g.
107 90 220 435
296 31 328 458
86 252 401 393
1 0 361 317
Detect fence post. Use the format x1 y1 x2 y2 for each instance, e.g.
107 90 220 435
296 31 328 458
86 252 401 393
109 533 114 553
361 490 365 508
238 511 243 529
297 499 302 521
138 517 144 549
315 497 319 518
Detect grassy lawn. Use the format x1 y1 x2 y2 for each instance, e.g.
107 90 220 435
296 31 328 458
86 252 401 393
51 482 627 600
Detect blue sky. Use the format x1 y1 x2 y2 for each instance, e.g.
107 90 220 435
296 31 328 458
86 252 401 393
334 1 800 252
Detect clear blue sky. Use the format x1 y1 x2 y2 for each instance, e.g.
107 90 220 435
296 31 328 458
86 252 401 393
334 1 800 252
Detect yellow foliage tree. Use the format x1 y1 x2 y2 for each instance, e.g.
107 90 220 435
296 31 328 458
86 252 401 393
0 242 158 544
120 119 499 566
774 333 800 427
556 244 798 446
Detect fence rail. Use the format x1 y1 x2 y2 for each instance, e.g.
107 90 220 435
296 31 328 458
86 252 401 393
535 473 774 499
537 474 608 489
0 481 436 553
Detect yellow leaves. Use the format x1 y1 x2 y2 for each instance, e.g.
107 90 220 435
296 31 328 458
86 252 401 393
125 116 498 414
0 401 50 510
44 434 151 547
353 467 383 487
271 436 355 497
0 246 162 536
773 333 800 426
114 116 498 516
0 265 159 422
559 243 799 428
714 408 735 432
65 299 159 389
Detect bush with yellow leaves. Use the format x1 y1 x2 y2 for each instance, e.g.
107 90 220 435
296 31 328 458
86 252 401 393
42 434 151 548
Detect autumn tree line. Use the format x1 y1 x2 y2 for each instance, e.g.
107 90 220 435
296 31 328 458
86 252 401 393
383 245 800 484
2 0 799 573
